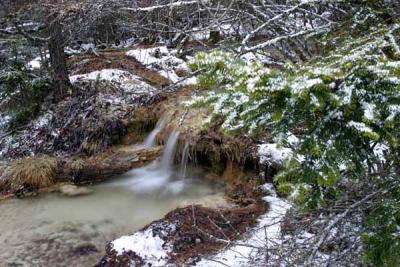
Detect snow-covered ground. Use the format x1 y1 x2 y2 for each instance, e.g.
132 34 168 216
27 54 49 70
111 224 175 267
196 184 292 266
0 67 161 159
126 46 196 85
69 69 157 95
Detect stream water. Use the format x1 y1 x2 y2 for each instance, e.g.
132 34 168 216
0 121 226 266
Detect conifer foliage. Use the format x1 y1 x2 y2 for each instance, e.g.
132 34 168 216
188 6 400 265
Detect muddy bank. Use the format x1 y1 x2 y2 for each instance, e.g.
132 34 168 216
61 145 163 184
98 201 267 267
0 145 162 198
67 49 170 87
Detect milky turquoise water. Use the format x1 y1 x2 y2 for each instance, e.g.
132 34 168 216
0 164 225 266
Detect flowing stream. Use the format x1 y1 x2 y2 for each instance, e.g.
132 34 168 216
0 120 225 266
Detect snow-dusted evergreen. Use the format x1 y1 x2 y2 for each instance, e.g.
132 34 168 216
187 10 400 266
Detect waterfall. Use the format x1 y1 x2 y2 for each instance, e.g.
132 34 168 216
160 130 180 170
143 115 168 147
110 125 186 193
180 142 189 179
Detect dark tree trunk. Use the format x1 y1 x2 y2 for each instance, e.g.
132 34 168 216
47 16 70 99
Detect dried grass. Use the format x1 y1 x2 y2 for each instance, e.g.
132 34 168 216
5 156 58 190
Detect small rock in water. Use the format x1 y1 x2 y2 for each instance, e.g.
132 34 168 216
179 195 234 209
72 243 98 255
14 184 38 198
59 184 92 197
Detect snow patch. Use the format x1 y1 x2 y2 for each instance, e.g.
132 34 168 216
33 113 53 130
27 57 42 70
133 1 198 12
27 54 49 70
0 114 11 130
126 46 171 65
69 69 156 95
111 224 175 266
362 102 375 120
240 52 282 66
190 27 210 41
258 143 293 166
196 183 292 266
126 46 194 85
291 77 323 94
81 43 95 51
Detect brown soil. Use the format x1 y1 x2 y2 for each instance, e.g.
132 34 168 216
67 49 170 87
167 202 267 265
98 200 267 267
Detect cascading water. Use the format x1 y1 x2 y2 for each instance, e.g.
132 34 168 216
160 130 180 170
110 126 186 194
180 142 189 179
143 115 168 147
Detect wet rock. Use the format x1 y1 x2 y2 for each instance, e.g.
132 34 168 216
72 243 99 256
7 262 24 267
14 184 38 198
59 184 92 197
62 146 163 184
178 194 234 209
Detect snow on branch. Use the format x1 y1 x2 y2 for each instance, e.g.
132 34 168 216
241 0 322 46
243 23 332 52
123 0 200 12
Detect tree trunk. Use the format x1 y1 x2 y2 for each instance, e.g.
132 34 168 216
48 16 70 99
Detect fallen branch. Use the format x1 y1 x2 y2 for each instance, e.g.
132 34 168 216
306 190 381 265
